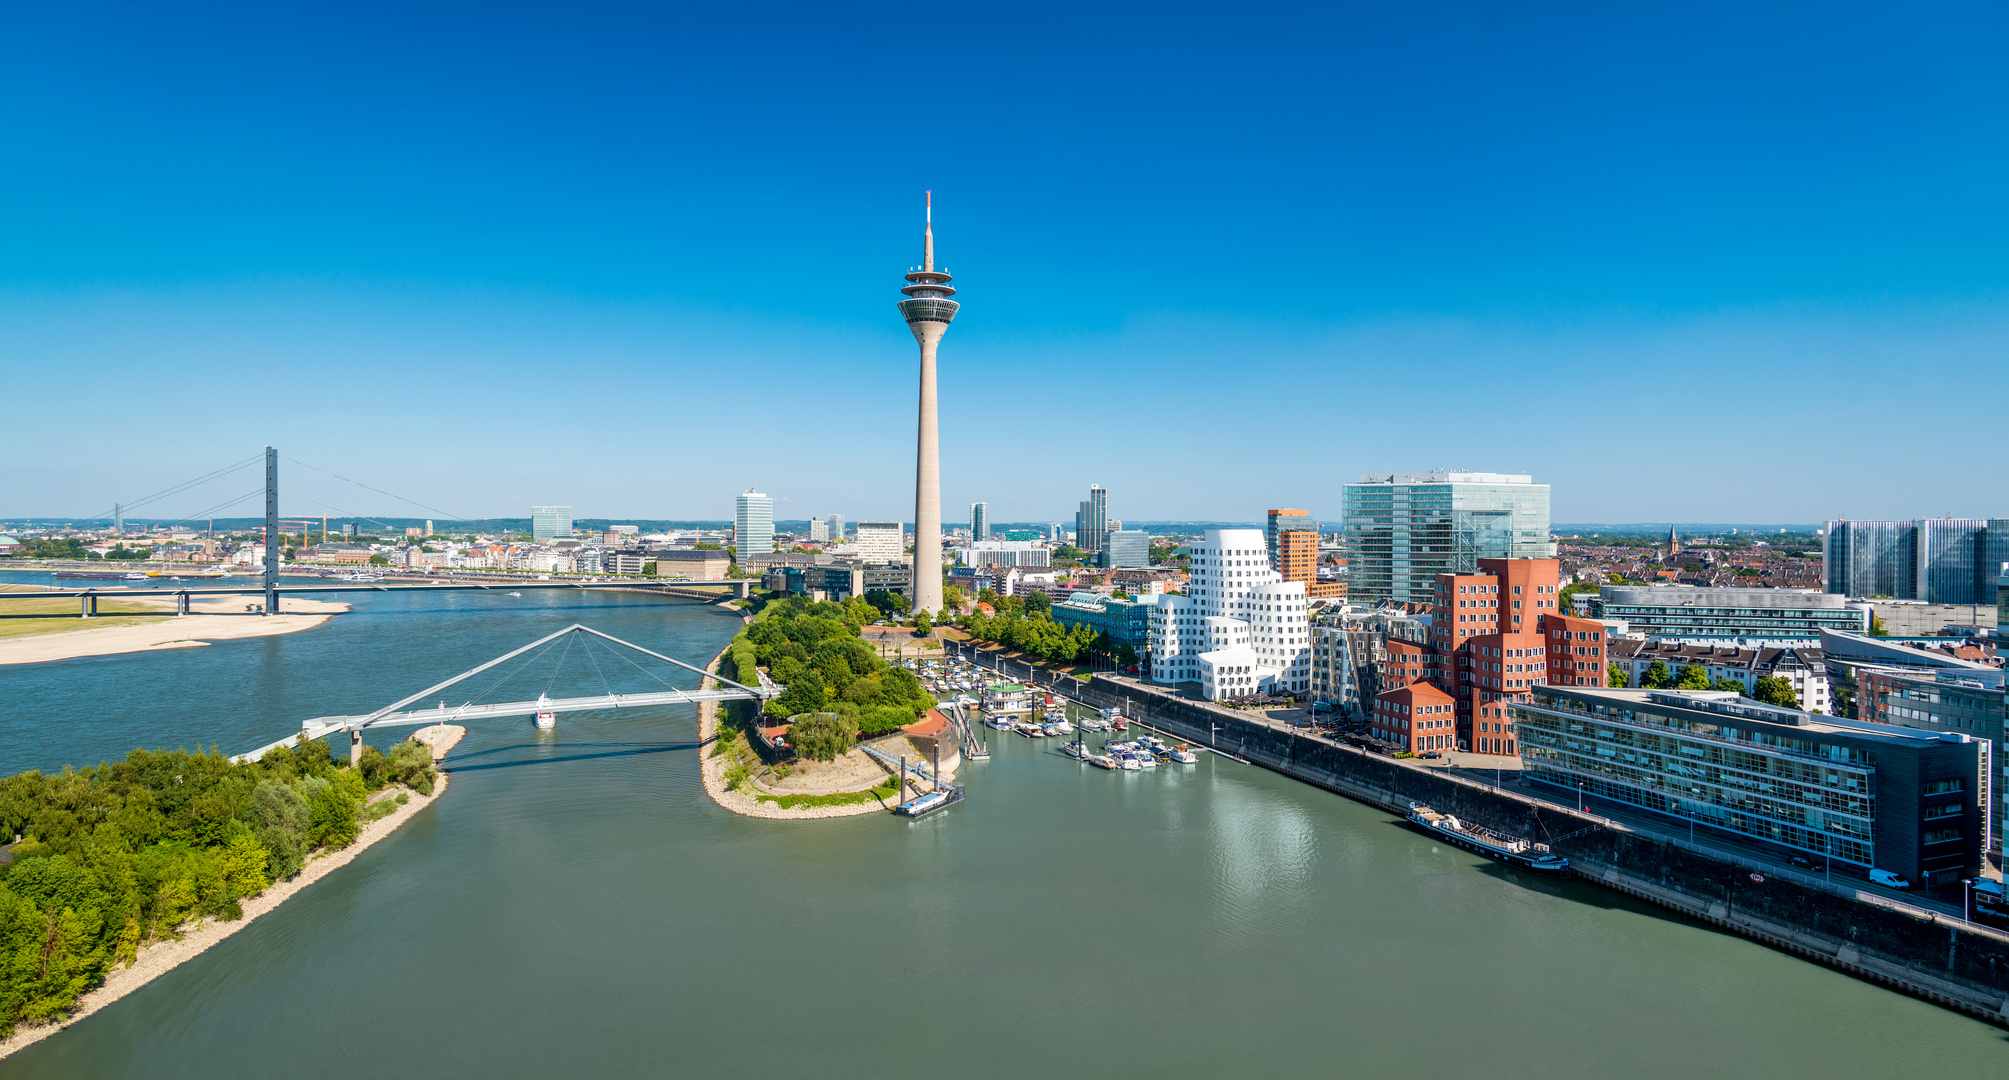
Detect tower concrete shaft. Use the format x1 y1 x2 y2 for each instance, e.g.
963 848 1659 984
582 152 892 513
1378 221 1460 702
896 193 959 615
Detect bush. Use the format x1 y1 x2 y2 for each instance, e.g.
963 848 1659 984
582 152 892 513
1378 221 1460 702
787 714 855 762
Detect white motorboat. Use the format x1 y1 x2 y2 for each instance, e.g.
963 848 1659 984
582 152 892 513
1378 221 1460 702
1166 746 1199 764
534 693 557 730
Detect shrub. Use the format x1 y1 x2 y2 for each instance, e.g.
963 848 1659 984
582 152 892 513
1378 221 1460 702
787 714 855 762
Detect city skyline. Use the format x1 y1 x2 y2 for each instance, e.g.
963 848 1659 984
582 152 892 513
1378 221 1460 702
4 4 2007 523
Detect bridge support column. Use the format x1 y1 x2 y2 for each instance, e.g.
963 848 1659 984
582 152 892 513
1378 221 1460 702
735 580 751 599
80 595 91 618
349 729 363 767
176 592 189 616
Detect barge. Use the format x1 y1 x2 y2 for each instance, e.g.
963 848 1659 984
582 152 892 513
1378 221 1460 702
1406 802 1571 878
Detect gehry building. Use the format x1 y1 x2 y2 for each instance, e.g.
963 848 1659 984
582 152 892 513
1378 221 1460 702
1149 529 1310 701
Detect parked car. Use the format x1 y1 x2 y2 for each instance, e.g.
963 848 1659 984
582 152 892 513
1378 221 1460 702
1869 869 1912 890
1788 855 1827 872
1419 751 1441 760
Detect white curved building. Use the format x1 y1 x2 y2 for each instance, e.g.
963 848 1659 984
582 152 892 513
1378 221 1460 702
1150 529 1311 701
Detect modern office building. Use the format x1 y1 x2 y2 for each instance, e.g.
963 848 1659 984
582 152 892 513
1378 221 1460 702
807 517 830 543
897 193 959 615
650 549 731 580
1002 529 1041 542
1277 529 1345 600
1103 529 1149 568
1309 623 1376 716
1857 667 2007 846
1343 472 1552 607
970 502 990 542
824 514 846 542
853 521 904 565
1586 585 1870 641
732 490 773 563
1051 592 1155 661
1266 508 1310 570
1816 628 2001 721
531 506 573 541
1824 518 2009 604
1372 681 1458 753
1075 486 1109 554
953 540 1051 568
1513 686 1990 887
1149 529 1310 701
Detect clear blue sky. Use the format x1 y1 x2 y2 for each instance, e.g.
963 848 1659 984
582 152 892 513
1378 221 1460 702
4 2 2004 527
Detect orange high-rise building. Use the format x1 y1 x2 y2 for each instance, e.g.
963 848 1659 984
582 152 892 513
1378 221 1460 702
1277 529 1345 601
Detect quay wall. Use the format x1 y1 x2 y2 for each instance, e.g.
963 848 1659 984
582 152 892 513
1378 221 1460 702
1063 672 2009 1023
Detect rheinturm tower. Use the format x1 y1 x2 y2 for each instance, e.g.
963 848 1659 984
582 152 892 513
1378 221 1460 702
897 192 959 614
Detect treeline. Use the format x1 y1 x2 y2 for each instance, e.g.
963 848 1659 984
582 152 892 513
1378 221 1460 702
0 738 438 1036
720 597 936 749
1616 661 1800 707
960 591 1136 666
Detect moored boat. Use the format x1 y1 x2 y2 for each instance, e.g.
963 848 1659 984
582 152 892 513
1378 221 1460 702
1405 802 1571 878
534 693 557 730
896 785 964 818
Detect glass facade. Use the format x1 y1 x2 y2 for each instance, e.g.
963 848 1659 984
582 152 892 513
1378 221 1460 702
1590 587 1867 638
1515 691 1878 866
1343 473 1552 607
1104 529 1149 568
1825 519 2005 603
1076 486 1108 554
970 502 990 542
734 490 774 563
531 505 572 541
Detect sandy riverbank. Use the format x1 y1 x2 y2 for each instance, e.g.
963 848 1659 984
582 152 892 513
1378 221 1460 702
0 728 464 1061
0 592 349 667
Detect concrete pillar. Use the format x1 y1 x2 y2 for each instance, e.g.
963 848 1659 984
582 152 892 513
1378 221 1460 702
80 594 91 618
349 729 363 767
176 592 189 616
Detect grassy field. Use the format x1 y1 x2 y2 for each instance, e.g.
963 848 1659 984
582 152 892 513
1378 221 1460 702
0 585 169 639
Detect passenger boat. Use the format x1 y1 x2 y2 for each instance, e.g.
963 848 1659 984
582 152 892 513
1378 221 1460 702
895 785 964 818
534 693 557 730
1405 802 1571 878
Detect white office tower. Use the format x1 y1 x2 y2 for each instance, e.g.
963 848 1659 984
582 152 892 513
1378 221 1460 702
808 517 830 543
1149 529 1310 702
734 490 774 563
854 521 904 564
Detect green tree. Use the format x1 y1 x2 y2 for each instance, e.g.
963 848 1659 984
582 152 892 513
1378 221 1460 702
1606 663 1629 688
1708 676 1745 693
1674 664 1711 690
942 585 966 610
1024 591 1051 617
1750 675 1799 708
912 609 933 636
367 554 390 567
786 714 855 762
1639 660 1673 689
1869 613 1889 637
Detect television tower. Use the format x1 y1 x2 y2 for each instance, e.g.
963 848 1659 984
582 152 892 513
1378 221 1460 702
897 192 959 615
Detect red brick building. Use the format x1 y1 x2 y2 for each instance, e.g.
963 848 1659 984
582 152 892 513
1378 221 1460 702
1371 681 1457 753
1386 557 1609 757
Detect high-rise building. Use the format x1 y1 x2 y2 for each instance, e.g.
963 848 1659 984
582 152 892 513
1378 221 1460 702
531 506 573 541
897 192 959 615
854 521 904 564
1342 472 1552 607
1277 529 1344 600
1266 509 1310 569
733 490 773 563
824 514 846 542
1148 529 1311 701
1103 529 1149 568
1075 485 1109 554
971 502 990 542
1824 519 2009 604
808 518 830 543
1047 523 1063 543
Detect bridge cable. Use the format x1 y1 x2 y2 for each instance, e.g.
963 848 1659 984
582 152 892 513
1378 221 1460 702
543 632 579 699
147 488 267 533
283 451 478 521
579 632 614 699
278 489 403 533
80 453 263 525
586 633 683 692
455 635 569 712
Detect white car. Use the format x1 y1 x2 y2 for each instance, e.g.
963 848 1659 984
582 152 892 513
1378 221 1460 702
1869 869 1912 890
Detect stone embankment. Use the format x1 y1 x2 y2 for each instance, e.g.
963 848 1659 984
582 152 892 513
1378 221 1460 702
0 738 459 1061
959 647 2009 1029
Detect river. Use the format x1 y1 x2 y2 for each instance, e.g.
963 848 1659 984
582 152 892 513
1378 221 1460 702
0 583 2002 1077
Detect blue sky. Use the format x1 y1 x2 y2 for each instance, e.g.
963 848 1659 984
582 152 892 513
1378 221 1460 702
3 2 2004 527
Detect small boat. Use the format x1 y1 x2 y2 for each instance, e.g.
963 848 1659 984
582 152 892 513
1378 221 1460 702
1060 739 1087 759
534 693 557 730
123 572 148 580
1088 753 1119 770
1117 753 1142 771
1166 746 1199 764
1110 717 1128 731
507 591 523 598
896 786 964 818
984 715 1013 730
1405 802 1571 878
1049 718 1074 734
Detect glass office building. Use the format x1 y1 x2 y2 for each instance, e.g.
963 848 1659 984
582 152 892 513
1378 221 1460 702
1514 686 1988 885
1075 486 1108 554
1342 472 1552 607
734 490 774 563
1824 518 2009 603
531 506 573 541
1588 585 1868 640
1103 529 1149 568
970 502 990 542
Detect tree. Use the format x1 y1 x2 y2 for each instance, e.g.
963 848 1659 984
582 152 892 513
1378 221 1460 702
1869 614 1889 637
786 714 854 762
942 585 966 610
1639 660 1673 689
1750 675 1799 708
367 554 390 567
912 610 933 636
1024 591 1051 616
1606 663 1629 688
1708 676 1745 693
642 562 658 577
1674 664 1711 690
976 588 999 608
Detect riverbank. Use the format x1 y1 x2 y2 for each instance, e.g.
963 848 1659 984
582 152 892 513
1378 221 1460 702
0 592 349 667
0 742 458 1062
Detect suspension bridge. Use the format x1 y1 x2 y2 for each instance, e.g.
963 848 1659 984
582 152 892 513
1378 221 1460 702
236 623 784 764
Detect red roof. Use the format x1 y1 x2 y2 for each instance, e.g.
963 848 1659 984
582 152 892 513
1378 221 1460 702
903 709 951 738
